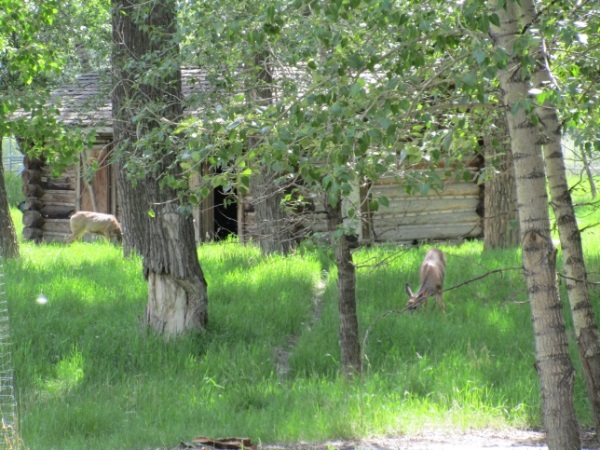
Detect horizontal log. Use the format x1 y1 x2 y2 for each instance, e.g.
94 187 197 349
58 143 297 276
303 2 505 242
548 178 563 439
312 204 328 214
370 182 480 198
42 232 70 244
41 176 77 191
41 202 75 208
42 219 71 234
22 226 43 242
41 190 76 205
372 213 482 228
401 155 483 170
376 197 480 213
41 165 76 178
22 169 41 185
372 223 482 242
22 210 44 228
373 209 481 222
376 168 480 185
309 222 329 233
40 205 75 219
22 183 44 198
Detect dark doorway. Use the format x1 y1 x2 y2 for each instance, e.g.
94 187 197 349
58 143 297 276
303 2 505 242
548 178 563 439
213 186 238 240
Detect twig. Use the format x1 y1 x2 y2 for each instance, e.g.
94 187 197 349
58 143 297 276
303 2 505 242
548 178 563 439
443 266 523 292
520 0 561 34
580 222 600 233
573 200 600 208
361 306 410 356
557 272 600 287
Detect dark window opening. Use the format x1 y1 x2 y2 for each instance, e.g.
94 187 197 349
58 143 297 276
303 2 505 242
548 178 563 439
214 186 238 240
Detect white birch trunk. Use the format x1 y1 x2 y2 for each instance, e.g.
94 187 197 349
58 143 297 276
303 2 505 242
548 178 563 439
489 1 580 448
518 0 600 434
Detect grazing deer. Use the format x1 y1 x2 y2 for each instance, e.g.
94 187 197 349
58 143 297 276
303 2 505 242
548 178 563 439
405 248 446 313
66 211 122 244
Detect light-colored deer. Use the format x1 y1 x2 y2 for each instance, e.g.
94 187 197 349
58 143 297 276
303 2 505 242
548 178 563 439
66 211 122 244
405 248 446 313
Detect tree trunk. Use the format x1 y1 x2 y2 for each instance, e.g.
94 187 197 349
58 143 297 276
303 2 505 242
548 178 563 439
579 146 597 198
0 138 20 259
250 166 294 254
489 2 580 448
74 41 92 73
483 112 520 250
111 0 208 336
519 0 600 435
326 196 361 377
248 51 294 255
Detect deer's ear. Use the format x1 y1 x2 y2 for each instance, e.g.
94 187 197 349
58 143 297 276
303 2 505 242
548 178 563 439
405 283 413 297
420 288 428 298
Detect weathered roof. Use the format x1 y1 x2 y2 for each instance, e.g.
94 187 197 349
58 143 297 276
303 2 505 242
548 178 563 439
42 68 212 127
48 71 113 126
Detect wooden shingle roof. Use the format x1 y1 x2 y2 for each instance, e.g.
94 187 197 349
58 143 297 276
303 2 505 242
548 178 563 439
45 68 212 127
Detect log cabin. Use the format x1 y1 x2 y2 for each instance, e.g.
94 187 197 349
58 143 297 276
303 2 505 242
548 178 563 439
18 70 484 244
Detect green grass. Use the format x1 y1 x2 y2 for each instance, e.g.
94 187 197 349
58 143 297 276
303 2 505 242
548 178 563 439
4 170 24 207
2 175 600 449
568 175 600 248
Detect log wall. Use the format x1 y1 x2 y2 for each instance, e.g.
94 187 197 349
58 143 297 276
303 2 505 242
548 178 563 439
21 157 76 243
368 175 483 243
20 134 118 243
23 132 483 245
242 173 483 245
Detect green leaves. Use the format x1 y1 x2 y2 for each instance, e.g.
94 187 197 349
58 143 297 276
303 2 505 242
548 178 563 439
171 0 600 240
488 13 500 28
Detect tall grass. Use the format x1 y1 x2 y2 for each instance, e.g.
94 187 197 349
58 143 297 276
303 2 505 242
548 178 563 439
4 171 24 207
3 176 600 449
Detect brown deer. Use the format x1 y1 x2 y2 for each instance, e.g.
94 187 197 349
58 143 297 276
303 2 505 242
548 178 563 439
405 248 446 313
66 211 122 244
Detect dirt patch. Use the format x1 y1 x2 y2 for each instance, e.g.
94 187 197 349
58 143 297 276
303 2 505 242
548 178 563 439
173 429 598 450
261 429 599 450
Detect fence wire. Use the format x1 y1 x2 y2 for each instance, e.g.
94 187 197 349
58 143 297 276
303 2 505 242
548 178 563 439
0 252 19 449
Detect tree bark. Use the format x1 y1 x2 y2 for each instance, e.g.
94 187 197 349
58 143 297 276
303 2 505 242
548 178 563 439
519 0 600 435
0 138 20 259
111 0 208 336
248 51 294 255
326 197 361 377
250 166 294 254
489 2 580 448
483 112 520 250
